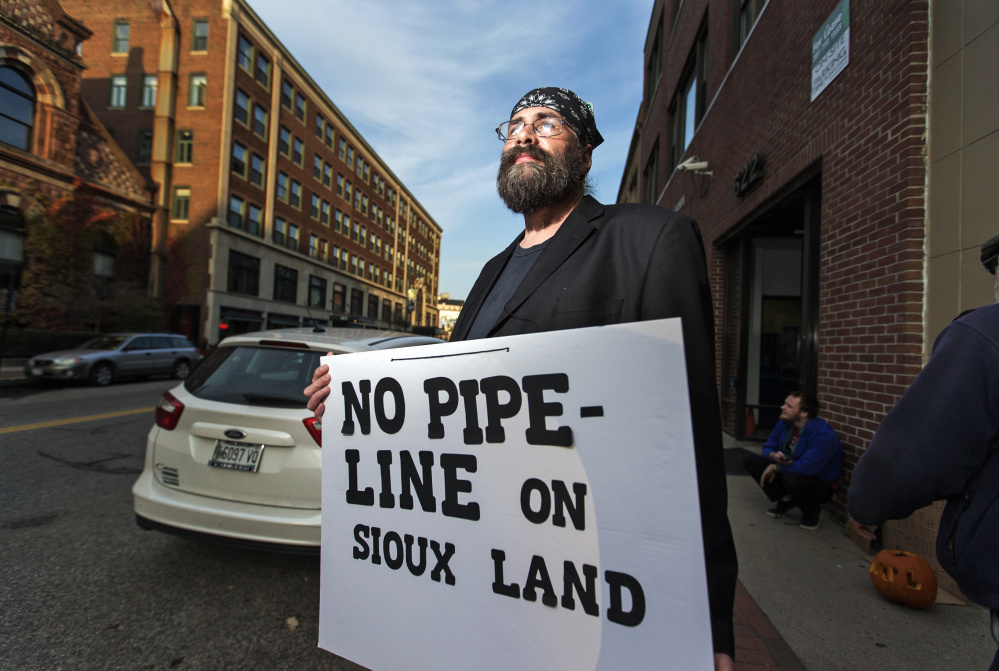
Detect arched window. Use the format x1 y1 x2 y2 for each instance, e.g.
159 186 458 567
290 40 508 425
0 66 35 151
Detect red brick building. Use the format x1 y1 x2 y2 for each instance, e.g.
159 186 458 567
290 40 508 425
0 0 155 327
621 0 997 594
62 0 442 344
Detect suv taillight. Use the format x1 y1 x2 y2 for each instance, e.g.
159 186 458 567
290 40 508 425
303 417 322 446
156 391 185 430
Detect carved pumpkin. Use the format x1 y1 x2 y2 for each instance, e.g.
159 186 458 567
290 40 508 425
868 549 938 609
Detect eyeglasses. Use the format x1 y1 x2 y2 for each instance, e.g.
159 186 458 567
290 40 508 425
496 117 574 141
984 254 998 275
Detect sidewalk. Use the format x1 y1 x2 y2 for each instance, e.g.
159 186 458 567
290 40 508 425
725 438 996 671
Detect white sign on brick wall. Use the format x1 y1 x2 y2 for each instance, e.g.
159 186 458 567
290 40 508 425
812 0 851 101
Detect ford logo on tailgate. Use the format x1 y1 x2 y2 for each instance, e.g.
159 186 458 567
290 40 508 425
224 429 246 440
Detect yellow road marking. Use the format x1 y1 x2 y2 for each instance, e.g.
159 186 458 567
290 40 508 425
0 407 154 434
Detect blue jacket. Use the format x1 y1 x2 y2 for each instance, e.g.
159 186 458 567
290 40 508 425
848 303 999 609
762 417 843 483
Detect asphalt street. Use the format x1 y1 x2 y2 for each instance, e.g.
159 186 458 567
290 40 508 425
0 378 365 671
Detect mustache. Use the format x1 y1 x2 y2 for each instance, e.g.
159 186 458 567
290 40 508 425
500 144 549 170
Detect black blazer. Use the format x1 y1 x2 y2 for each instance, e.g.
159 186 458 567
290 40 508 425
451 196 738 656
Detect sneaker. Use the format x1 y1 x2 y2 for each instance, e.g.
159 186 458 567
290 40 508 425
766 500 796 518
799 510 821 530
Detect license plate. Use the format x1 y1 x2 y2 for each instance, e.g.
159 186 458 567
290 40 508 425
31 367 43 375
208 440 265 472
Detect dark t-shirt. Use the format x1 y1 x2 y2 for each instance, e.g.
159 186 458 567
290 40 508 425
465 239 549 340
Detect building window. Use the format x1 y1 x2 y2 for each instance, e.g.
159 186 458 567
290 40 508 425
250 154 265 187
292 137 303 165
136 129 153 164
311 194 320 220
189 74 206 107
112 21 130 54
308 233 319 258
338 138 346 160
0 66 34 151
247 203 262 236
175 129 193 163
332 282 346 312
281 79 293 109
273 265 298 303
646 22 662 108
290 180 301 208
237 35 253 72
274 217 288 246
736 0 768 51
192 18 209 51
367 294 379 319
346 145 354 168
294 92 306 121
350 288 363 315
313 154 322 180
171 187 191 221
669 26 707 170
109 75 127 108
325 123 334 148
279 125 290 155
255 53 270 88
308 275 327 308
141 75 157 107
323 163 332 187
234 89 250 125
228 195 245 229
231 141 247 177
287 222 299 250
253 104 268 137
336 175 344 198
227 250 259 296
644 140 659 204
276 171 288 200
315 114 324 138
321 200 330 225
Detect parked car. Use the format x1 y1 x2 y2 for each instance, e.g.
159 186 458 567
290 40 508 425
25 332 202 386
132 326 444 553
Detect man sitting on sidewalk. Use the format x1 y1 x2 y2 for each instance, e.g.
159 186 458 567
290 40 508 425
743 391 843 529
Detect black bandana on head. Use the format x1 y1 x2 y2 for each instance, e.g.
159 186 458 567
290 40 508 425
510 87 604 148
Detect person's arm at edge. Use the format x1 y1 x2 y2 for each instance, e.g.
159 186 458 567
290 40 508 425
847 320 998 525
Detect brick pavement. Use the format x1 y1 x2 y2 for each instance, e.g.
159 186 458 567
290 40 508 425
733 581 806 670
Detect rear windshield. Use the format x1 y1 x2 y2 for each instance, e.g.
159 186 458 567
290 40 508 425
184 345 323 408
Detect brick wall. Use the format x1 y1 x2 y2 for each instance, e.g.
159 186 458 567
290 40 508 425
639 0 930 520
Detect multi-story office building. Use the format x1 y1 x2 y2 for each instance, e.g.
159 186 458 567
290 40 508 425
63 0 441 344
623 0 996 597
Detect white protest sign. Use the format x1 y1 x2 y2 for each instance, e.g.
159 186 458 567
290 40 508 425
319 319 712 670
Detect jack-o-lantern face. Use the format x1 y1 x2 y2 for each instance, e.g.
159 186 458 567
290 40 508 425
868 549 938 609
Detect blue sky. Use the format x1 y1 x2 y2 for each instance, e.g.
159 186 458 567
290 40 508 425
248 0 652 300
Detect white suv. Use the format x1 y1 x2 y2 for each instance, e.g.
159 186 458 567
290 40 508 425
132 326 442 552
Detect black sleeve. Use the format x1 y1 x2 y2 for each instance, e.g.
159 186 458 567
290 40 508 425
641 213 738 657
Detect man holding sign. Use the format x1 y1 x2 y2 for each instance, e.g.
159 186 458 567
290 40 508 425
306 87 737 669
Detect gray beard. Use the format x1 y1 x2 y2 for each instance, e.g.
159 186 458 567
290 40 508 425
496 144 587 214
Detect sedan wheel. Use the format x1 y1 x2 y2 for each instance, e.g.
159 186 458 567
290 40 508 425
90 362 114 386
172 359 191 380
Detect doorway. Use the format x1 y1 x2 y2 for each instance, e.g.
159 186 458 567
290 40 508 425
720 175 820 439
